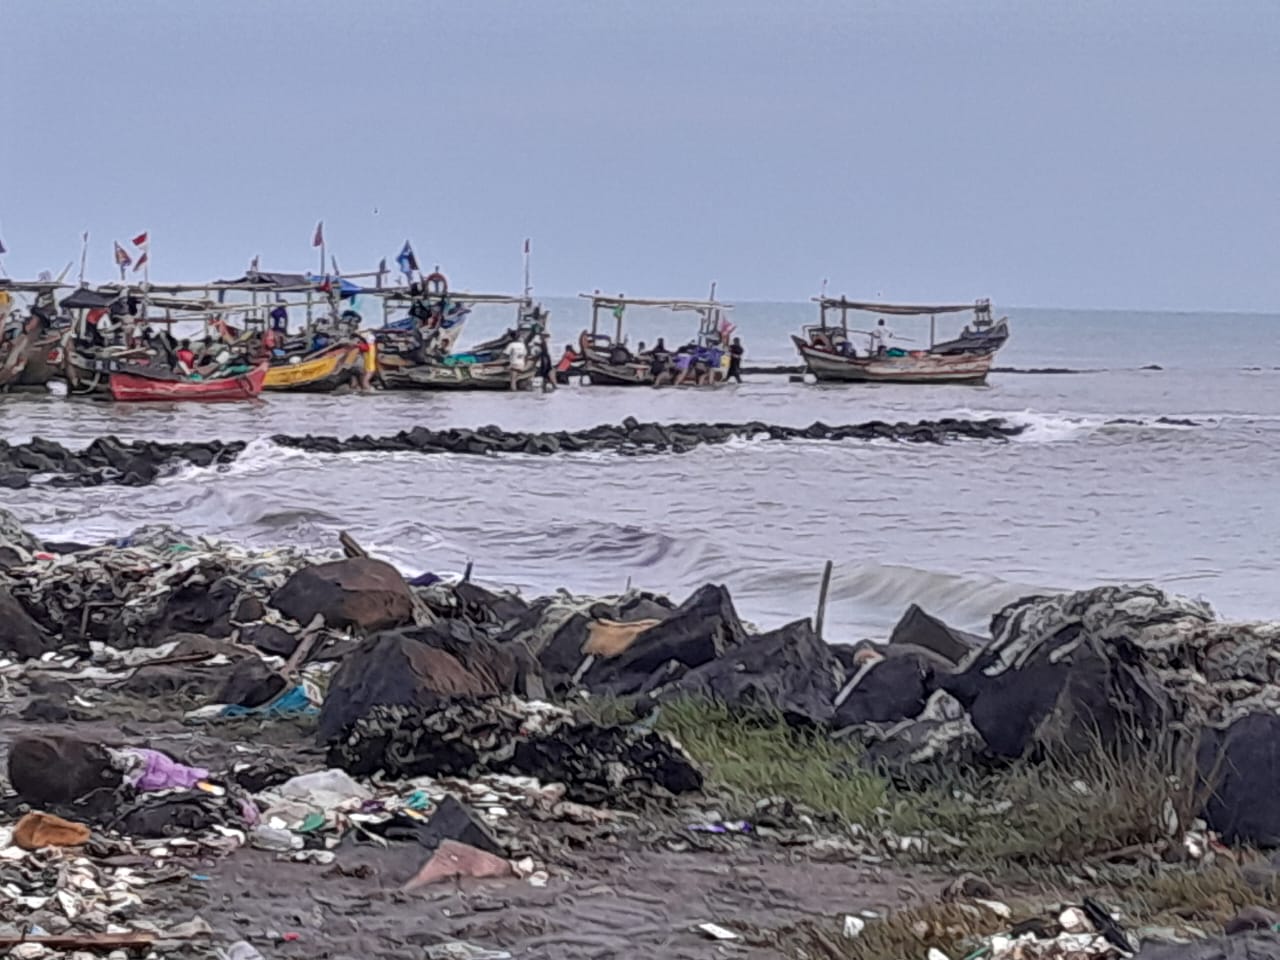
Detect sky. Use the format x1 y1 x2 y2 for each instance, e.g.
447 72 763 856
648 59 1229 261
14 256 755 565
1 0 1277 311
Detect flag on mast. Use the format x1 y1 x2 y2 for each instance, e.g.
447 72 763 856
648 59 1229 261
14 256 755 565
0 234 7 256
131 231 149 274
113 241 132 281
312 221 324 248
396 240 418 278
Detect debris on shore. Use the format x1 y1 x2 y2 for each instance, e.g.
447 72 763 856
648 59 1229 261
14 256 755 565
3 508 1280 958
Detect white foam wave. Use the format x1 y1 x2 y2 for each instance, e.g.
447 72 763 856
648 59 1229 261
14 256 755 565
829 560 1061 635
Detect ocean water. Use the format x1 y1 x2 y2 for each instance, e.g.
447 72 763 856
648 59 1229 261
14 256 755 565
2 299 1278 641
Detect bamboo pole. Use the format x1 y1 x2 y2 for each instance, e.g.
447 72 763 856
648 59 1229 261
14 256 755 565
814 560 834 639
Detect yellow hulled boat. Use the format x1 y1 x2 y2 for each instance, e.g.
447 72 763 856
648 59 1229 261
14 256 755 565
263 343 364 392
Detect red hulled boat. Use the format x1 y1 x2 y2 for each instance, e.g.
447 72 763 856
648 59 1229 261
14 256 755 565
109 362 268 402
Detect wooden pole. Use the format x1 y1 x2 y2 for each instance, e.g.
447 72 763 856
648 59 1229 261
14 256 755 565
814 560 834 639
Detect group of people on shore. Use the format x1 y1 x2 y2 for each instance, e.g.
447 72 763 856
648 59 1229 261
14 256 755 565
498 332 745 392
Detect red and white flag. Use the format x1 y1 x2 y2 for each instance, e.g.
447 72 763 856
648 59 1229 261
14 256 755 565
113 242 132 267
313 221 324 248
131 231 149 273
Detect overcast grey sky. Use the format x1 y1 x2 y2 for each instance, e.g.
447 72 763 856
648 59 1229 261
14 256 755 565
2 0 1276 310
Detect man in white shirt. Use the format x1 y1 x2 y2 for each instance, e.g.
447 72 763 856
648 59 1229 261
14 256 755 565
504 337 528 390
869 318 893 356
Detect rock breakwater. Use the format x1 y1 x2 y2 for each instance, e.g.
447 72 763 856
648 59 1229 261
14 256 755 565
0 417 1023 489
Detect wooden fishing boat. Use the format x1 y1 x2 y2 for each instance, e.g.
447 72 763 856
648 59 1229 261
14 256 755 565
793 297 1010 384
0 280 69 389
578 288 734 387
263 343 362 392
109 362 268 402
377 284 549 392
380 355 537 391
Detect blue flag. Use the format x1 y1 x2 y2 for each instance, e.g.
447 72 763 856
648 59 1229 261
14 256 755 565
396 240 418 278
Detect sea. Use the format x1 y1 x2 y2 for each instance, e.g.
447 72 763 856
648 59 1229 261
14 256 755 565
2 299 1279 642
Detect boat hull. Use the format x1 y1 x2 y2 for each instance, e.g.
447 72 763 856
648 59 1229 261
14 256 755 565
264 345 362 392
793 337 997 384
109 363 268 402
380 359 536 391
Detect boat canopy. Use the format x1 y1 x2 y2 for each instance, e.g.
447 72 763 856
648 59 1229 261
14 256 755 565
60 287 121 310
812 297 988 316
579 293 735 312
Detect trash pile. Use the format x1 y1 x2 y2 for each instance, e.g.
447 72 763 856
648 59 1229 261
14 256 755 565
7 509 1280 955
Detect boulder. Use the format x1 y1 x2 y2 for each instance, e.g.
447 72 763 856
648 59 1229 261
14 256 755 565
835 647 947 727
317 627 531 742
0 586 54 659
240 622 300 658
1196 713 1280 847
889 604 985 665
581 584 746 695
660 618 841 726
7 735 123 808
215 657 287 708
272 557 414 632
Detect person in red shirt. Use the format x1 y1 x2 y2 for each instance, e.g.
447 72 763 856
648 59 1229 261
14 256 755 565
175 339 196 371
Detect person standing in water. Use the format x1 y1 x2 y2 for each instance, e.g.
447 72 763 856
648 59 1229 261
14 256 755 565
536 335 554 391
726 336 744 383
504 336 528 390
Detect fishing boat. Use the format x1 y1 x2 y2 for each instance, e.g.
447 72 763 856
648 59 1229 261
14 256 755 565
792 297 1010 384
371 273 472 376
0 280 70 390
263 342 364 392
109 361 268 402
578 288 735 387
377 282 549 392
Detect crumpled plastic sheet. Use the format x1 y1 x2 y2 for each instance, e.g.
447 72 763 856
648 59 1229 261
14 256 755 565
115 748 210 792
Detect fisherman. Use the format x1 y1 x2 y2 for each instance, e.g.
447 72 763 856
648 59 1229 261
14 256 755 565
175 339 196 372
555 343 578 385
504 335 529 391
727 336 744 384
649 337 671 383
870 318 893 356
357 332 377 391
536 335 554 391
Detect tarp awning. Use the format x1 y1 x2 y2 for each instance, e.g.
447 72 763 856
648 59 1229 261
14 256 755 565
60 287 121 310
815 298 981 316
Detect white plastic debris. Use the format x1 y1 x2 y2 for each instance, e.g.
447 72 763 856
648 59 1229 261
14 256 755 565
842 915 866 938
697 922 739 940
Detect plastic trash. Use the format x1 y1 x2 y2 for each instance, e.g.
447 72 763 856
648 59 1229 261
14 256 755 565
250 825 303 852
696 923 738 941
276 768 372 812
120 748 210 792
423 944 512 960
220 943 266 960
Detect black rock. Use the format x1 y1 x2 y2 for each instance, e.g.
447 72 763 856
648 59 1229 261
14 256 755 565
582 583 746 696
661 618 840 727
889 604 984 665
0 586 53 659
215 656 287 708
1197 713 1280 848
